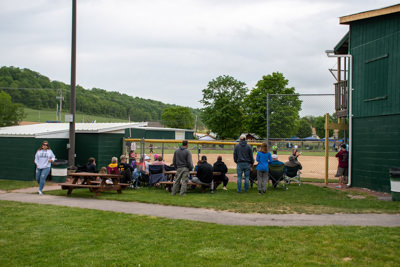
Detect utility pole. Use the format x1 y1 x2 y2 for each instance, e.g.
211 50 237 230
68 0 77 167
266 93 270 146
56 89 64 121
194 115 198 138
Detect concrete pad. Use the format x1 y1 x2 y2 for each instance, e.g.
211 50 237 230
0 192 399 227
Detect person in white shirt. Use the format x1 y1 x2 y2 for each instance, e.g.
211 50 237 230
34 141 56 195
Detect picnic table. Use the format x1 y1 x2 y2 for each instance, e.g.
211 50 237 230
160 170 221 193
59 172 129 196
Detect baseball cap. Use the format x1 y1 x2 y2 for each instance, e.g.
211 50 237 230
272 154 278 159
145 156 150 160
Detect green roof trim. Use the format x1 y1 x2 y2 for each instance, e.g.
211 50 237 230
334 32 349 54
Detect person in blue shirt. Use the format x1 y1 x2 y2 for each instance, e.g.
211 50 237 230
256 142 273 194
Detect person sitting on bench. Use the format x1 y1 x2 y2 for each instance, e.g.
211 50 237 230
192 155 213 185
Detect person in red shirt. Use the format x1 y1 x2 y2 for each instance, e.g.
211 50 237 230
335 144 349 188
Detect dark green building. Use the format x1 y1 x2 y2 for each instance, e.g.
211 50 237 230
331 4 400 192
0 123 194 181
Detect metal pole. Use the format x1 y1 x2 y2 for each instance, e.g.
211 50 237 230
68 0 77 167
324 113 329 185
266 93 270 146
162 141 164 159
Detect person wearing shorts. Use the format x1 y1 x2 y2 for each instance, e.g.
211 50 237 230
335 144 348 188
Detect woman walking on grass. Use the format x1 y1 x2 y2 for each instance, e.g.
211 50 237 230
256 142 273 194
34 141 56 195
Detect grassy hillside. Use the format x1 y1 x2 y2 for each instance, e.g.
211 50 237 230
23 108 129 123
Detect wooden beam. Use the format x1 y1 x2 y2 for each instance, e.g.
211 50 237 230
340 4 400 24
327 122 349 130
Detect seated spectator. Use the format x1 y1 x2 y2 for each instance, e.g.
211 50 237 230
270 154 284 166
152 155 166 166
107 157 119 174
129 156 137 170
154 154 159 161
284 155 302 173
144 155 151 174
85 157 97 173
213 156 229 190
192 156 213 185
118 155 133 183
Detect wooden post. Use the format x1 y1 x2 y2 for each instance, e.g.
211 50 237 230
324 113 329 185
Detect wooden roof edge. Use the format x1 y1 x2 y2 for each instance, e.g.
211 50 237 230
340 4 400 24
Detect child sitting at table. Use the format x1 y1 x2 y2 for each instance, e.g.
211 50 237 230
107 157 119 174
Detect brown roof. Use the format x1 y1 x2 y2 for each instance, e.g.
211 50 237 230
340 4 400 24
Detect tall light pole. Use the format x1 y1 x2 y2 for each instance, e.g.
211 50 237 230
68 0 77 167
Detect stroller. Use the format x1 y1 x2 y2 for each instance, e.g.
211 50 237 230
268 164 287 190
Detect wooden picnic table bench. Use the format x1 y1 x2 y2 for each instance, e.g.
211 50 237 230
59 172 127 196
161 171 221 193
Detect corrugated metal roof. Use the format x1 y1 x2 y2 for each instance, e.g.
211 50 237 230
0 122 148 137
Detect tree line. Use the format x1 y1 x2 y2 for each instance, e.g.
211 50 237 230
0 66 202 126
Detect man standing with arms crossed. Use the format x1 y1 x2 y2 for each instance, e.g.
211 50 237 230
234 134 254 193
171 140 193 196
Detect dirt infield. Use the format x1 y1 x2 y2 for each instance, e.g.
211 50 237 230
161 154 338 179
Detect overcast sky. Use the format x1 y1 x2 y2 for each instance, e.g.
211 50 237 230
0 0 398 115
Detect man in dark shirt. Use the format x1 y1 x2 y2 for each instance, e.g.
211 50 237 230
193 156 213 184
234 134 254 193
118 155 133 183
171 140 193 196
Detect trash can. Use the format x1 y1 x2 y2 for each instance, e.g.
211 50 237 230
389 168 400 201
51 160 68 183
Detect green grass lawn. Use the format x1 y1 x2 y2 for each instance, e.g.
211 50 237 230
46 183 400 214
23 107 129 123
1 201 399 266
0 179 38 191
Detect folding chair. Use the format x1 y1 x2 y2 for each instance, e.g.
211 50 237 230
268 164 287 190
148 165 166 187
284 166 301 186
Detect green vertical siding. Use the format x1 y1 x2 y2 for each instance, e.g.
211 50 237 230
0 137 67 181
350 13 400 117
75 134 99 168
352 115 400 192
185 131 194 140
97 133 124 169
145 130 175 139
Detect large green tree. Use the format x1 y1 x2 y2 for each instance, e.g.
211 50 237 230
0 91 25 126
161 106 194 129
245 72 301 138
200 75 248 139
296 118 312 138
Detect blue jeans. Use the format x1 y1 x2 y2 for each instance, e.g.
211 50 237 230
237 162 251 192
35 167 51 192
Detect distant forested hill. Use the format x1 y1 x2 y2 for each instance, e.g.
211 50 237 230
0 66 202 123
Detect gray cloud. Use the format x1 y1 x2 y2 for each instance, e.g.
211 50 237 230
0 0 398 114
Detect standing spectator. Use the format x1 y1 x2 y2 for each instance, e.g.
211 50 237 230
234 134 254 193
252 145 257 153
34 141 56 195
335 144 349 188
213 156 229 190
107 157 119 174
256 142 273 194
86 157 97 173
171 140 193 196
272 143 278 154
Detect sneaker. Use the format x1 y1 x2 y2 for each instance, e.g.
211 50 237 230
180 193 186 196
258 190 262 195
222 187 228 191
38 190 43 195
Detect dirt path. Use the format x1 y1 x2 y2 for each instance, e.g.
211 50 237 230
161 154 338 179
1 191 399 226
